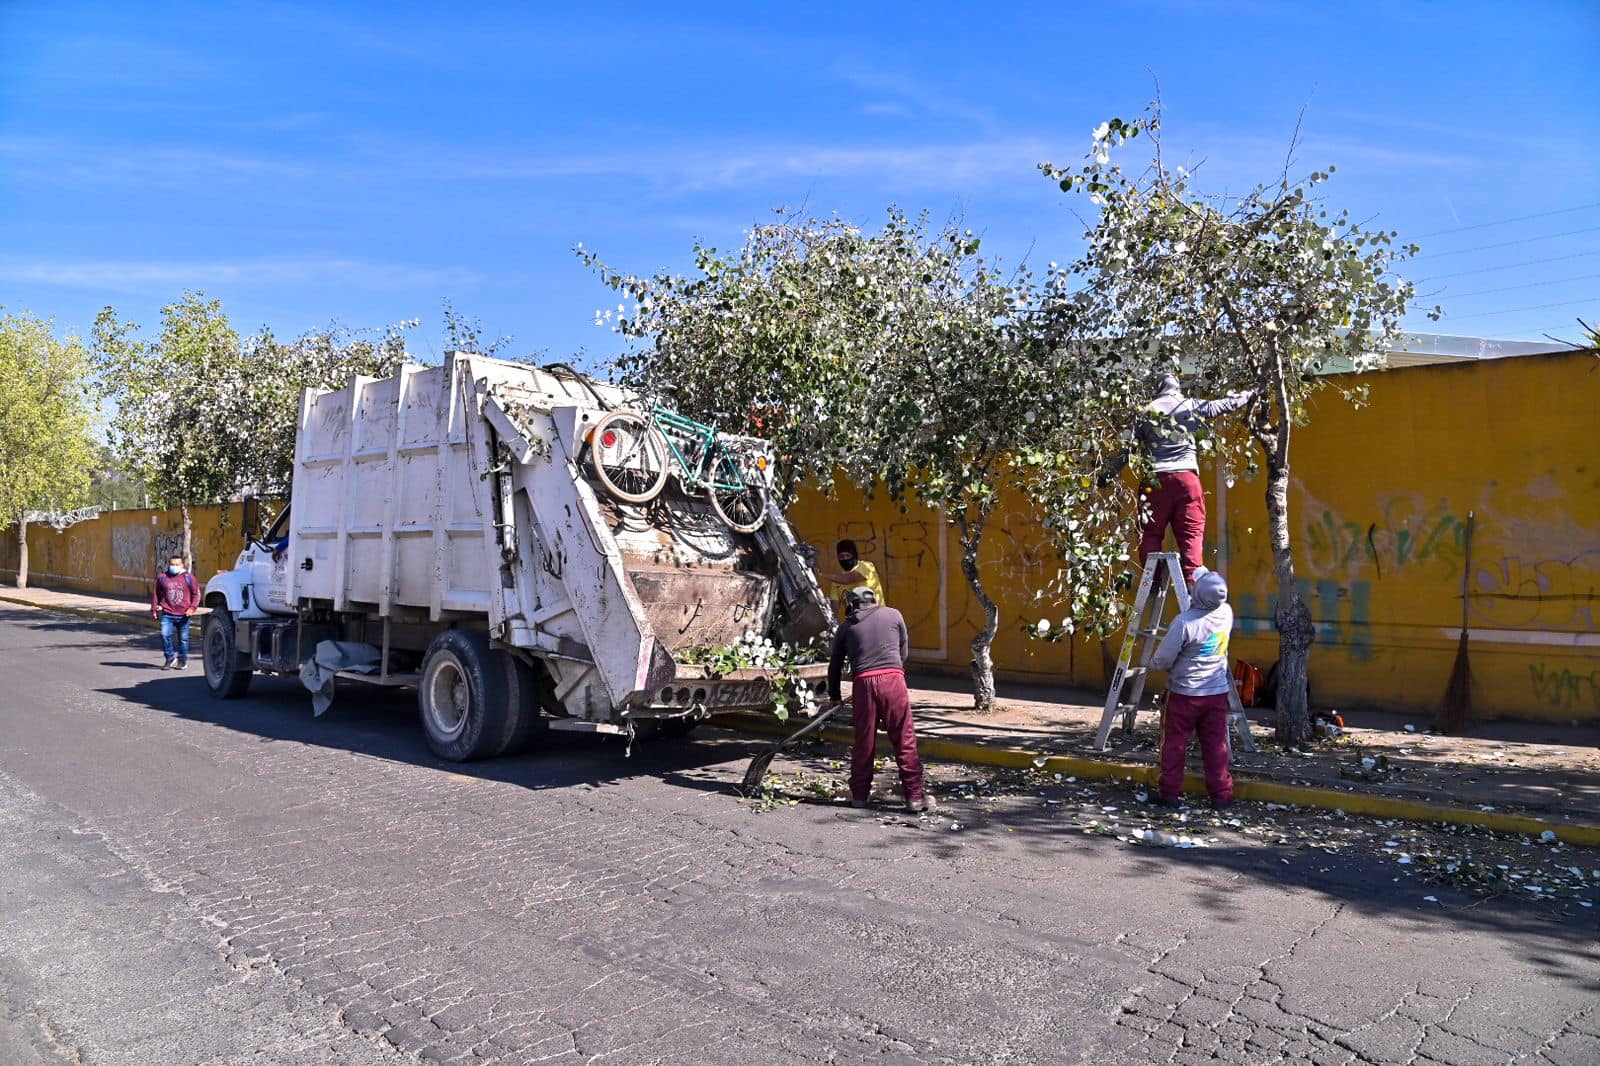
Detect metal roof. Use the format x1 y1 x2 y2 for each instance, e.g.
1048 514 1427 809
1383 331 1576 365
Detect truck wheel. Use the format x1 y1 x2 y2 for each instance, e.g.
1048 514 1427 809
419 630 516 761
201 608 253 699
496 654 549 757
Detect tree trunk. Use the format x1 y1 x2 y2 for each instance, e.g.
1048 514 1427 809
957 525 999 713
181 503 193 569
15 517 27 590
1265 458 1314 744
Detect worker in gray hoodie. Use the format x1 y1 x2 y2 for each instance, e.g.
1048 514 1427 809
1133 374 1252 585
828 587 927 812
1149 566 1235 807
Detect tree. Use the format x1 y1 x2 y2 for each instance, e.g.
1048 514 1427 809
862 227 1115 710
583 210 1128 710
88 442 147 510
580 214 901 502
1043 108 1432 743
96 297 417 565
94 293 242 564
0 312 97 588
441 300 512 357
239 322 414 495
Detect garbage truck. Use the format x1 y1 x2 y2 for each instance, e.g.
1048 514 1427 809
200 352 835 760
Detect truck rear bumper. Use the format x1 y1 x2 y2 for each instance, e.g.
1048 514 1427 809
633 662 829 717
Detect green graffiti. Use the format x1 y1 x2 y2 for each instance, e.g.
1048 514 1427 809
1304 500 1465 577
1528 663 1600 714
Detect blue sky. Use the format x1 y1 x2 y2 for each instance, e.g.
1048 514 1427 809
3 0 1598 368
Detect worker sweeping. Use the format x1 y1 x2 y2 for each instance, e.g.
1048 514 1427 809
1149 566 1235 808
827 586 928 812
1112 374 1253 586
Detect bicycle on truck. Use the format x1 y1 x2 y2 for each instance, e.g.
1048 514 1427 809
586 405 772 533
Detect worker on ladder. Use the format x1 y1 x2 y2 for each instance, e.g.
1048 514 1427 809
1107 373 1252 587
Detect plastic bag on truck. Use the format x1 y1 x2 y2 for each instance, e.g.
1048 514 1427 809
299 640 381 716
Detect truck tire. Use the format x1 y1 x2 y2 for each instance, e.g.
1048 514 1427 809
418 630 517 762
201 607 253 699
496 654 549 757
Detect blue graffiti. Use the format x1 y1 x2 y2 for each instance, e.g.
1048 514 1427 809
1233 578 1372 662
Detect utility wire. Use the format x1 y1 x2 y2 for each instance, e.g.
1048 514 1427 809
1435 298 1598 322
1415 201 1600 239
1440 272 1600 301
1416 249 1600 283
1413 224 1600 259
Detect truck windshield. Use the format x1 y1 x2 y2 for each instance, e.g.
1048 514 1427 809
260 505 291 548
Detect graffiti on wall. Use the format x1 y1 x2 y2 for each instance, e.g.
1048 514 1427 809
111 524 153 578
1300 489 1468 580
1234 577 1375 663
1472 551 1599 633
816 508 1059 654
1528 662 1600 715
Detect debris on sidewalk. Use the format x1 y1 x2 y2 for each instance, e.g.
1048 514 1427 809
740 750 1600 914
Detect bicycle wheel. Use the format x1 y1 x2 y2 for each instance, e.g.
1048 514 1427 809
706 449 769 533
589 411 669 504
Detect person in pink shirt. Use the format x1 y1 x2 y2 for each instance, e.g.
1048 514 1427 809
150 554 200 669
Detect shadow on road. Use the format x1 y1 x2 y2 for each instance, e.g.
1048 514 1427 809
9 607 1595 991
882 761 1600 991
99 659 761 799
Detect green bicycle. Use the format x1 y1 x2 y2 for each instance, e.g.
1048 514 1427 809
587 406 771 533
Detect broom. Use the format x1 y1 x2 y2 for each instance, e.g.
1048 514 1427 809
1438 510 1475 732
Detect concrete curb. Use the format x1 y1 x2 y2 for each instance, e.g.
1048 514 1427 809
0 593 162 630
721 712 1600 848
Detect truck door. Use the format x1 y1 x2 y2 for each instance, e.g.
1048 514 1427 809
249 505 294 615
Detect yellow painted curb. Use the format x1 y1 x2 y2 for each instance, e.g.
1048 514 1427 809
720 713 1600 848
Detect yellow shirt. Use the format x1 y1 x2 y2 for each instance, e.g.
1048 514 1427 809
828 559 886 608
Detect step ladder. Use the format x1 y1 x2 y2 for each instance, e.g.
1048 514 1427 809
1094 552 1257 756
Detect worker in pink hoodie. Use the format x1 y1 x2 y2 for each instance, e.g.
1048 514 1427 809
1149 566 1235 807
150 554 200 669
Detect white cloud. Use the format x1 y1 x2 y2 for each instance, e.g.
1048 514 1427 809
0 256 481 292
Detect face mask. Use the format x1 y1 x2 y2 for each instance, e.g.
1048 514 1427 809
838 557 856 571
168 564 185 575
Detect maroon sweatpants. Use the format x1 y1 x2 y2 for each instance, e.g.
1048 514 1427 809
849 669 924 804
1159 691 1234 803
1139 470 1206 585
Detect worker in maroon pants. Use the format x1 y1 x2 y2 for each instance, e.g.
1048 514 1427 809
827 587 928 812
1133 374 1252 585
1150 568 1236 807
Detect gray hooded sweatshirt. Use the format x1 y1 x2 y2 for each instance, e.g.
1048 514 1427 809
1136 375 1253 474
1150 568 1234 696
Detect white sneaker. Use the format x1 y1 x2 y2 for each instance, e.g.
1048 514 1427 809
177 659 189 670
162 658 176 670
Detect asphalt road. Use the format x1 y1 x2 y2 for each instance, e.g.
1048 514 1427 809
0 605 1596 1066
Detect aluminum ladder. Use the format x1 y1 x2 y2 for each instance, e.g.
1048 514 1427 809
1094 552 1257 755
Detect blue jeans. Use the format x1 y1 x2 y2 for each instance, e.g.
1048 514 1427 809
160 614 192 661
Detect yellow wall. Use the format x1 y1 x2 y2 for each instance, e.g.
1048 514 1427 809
3 354 1594 722
789 352 1600 722
0 503 252 599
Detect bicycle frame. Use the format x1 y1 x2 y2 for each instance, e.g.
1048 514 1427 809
650 406 749 493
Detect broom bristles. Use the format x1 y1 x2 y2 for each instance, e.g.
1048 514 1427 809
1438 631 1472 732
